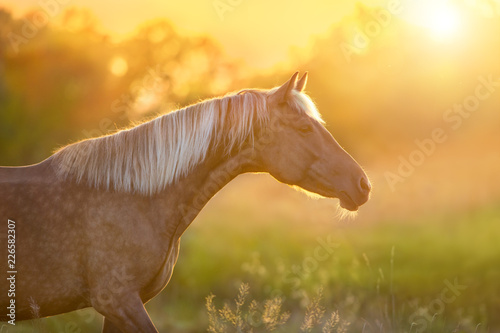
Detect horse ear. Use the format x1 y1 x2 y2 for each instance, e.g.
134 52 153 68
269 72 299 104
295 72 308 92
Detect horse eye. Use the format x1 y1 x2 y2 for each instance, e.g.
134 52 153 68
299 124 313 134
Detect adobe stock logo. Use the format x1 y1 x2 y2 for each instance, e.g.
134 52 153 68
6 0 71 54
340 0 403 63
408 278 467 333
385 75 500 192
213 0 244 21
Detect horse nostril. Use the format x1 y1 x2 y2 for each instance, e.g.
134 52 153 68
360 176 371 194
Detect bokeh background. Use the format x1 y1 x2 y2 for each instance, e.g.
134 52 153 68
1 0 500 332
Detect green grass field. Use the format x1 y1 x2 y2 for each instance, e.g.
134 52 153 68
12 173 496 333
155 202 500 333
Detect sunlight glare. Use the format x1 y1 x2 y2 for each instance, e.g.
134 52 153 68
427 3 461 40
402 0 462 41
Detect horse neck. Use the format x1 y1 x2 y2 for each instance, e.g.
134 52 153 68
163 145 261 238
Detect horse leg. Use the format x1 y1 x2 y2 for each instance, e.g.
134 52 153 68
95 293 158 333
102 318 122 333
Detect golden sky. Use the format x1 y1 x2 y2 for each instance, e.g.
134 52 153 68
1 0 385 68
3 0 494 68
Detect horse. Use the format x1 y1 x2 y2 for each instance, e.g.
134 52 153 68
0 72 371 332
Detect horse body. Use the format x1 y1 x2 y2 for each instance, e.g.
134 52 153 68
1 160 90 319
0 72 371 332
1 146 246 329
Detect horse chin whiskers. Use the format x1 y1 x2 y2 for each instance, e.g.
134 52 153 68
335 202 358 221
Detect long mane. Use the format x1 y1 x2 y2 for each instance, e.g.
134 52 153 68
52 88 321 195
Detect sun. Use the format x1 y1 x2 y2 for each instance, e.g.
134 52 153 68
426 3 461 40
402 0 462 41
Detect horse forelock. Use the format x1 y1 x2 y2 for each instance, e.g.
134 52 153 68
288 90 324 124
52 88 321 195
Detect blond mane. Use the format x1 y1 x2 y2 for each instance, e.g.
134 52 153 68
52 88 322 195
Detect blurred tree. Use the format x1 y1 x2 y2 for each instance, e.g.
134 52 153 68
0 9 10 101
0 7 243 165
